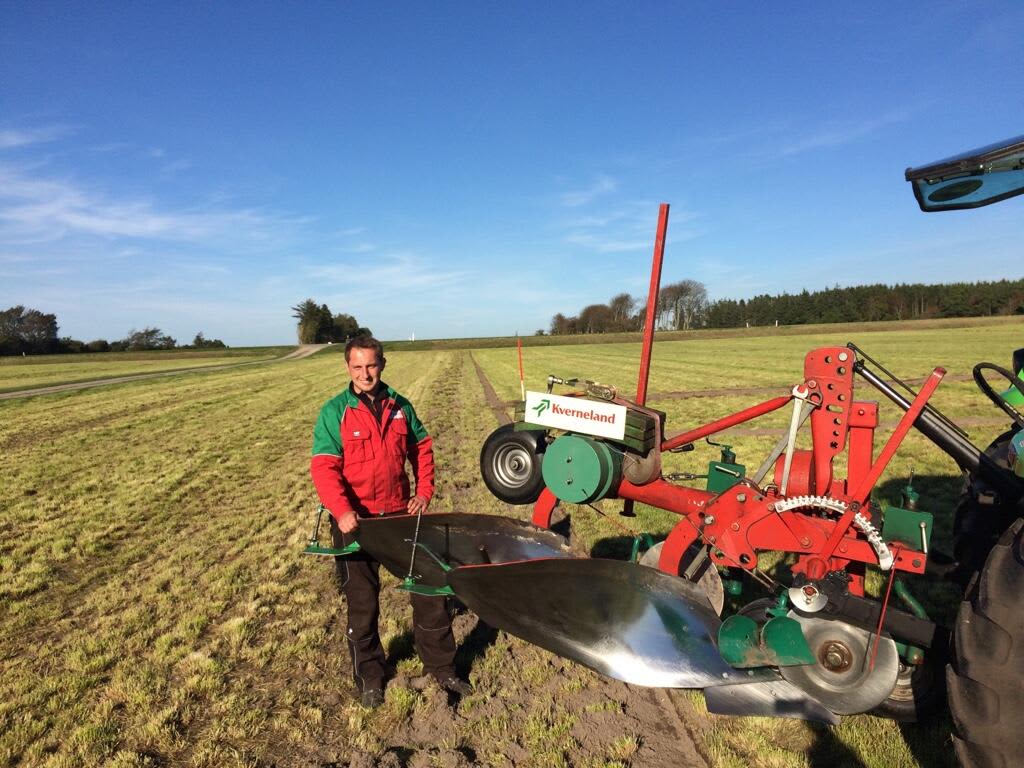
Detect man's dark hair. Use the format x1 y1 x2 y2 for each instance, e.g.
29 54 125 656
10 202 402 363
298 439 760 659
344 335 385 363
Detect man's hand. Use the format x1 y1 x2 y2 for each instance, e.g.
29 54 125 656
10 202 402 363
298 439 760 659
407 496 430 516
337 510 359 534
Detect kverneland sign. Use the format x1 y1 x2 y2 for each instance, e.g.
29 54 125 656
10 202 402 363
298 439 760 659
524 391 627 440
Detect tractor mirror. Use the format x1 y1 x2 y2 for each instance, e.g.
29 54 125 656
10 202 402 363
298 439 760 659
905 134 1024 211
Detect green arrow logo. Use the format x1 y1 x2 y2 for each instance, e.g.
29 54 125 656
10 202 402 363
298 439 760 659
532 398 550 417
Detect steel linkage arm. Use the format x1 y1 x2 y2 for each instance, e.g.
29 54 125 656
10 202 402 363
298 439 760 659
661 395 793 452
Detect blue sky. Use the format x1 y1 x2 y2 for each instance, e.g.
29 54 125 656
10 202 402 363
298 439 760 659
1 1 1022 346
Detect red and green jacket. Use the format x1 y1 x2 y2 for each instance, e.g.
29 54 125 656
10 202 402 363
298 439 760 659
310 384 434 519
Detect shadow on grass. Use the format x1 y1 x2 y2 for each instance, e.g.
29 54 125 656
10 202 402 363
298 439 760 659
806 725 866 768
455 613 499 679
898 716 958 768
385 630 417 665
384 604 501 680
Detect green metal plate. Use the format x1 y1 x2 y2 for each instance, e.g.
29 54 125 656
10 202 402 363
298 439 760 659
707 461 745 493
881 505 933 550
718 614 815 668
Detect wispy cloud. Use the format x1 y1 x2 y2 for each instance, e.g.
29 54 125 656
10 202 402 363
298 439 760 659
564 231 653 253
306 252 471 296
560 199 702 255
778 108 913 157
0 163 309 248
559 175 617 207
0 125 69 150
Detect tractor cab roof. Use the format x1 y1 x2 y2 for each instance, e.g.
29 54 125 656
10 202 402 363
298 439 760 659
906 134 1024 211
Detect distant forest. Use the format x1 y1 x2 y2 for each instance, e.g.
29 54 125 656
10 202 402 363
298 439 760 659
546 278 1024 335
0 305 225 356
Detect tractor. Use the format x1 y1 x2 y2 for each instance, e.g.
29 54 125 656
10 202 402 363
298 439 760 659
307 135 1024 767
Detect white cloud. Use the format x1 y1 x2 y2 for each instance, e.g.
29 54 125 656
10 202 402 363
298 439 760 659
560 199 703 255
559 175 617 207
0 125 69 150
778 108 914 157
0 163 309 248
306 252 471 296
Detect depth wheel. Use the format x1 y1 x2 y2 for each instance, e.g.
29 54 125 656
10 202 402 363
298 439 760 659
868 654 945 722
947 518 1024 768
480 424 546 505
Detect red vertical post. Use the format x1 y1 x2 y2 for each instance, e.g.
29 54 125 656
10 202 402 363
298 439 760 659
623 203 669 520
516 334 525 400
636 203 669 406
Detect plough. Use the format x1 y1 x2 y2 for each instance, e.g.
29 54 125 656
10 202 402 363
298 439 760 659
304 134 1024 766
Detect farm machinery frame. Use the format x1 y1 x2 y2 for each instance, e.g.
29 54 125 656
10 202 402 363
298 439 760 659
475 134 1024 765
308 134 1024 768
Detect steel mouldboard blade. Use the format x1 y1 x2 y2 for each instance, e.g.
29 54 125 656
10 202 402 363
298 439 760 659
448 558 776 688
703 679 841 725
356 513 571 587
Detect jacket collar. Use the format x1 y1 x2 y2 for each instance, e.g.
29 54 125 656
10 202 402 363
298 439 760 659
342 382 396 407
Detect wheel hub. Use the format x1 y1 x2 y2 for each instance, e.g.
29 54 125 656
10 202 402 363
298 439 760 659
819 641 853 672
494 444 532 487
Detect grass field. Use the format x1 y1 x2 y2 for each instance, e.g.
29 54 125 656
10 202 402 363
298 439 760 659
0 347 293 393
2 318 1022 767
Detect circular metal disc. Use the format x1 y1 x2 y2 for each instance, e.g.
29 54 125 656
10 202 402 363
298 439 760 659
779 613 899 714
640 542 725 615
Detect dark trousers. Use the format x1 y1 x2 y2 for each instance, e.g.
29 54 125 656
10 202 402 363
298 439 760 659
330 516 457 691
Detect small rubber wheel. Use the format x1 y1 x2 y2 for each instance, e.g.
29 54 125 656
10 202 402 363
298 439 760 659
480 424 546 505
947 518 1024 767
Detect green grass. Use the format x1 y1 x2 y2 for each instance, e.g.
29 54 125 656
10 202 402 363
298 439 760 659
0 346 293 392
2 317 1021 766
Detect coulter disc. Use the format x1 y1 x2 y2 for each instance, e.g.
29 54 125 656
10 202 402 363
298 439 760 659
355 513 570 587
779 613 899 715
447 557 776 689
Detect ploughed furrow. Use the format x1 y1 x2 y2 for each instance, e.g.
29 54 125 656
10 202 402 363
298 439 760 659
470 352 513 426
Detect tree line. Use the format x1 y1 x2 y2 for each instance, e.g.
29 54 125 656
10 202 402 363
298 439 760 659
546 278 1024 335
290 299 371 344
0 305 225 355
547 280 709 335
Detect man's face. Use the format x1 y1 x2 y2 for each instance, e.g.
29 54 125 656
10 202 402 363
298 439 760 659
346 347 384 395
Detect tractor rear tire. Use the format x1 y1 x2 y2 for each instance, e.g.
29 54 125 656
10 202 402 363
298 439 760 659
480 424 546 505
947 517 1024 768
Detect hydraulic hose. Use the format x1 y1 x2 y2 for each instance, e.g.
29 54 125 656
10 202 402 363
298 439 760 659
855 361 1023 500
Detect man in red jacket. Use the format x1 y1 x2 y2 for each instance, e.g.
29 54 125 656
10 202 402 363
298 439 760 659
310 336 470 708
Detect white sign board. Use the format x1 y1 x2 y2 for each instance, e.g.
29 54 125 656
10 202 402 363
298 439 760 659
524 391 627 441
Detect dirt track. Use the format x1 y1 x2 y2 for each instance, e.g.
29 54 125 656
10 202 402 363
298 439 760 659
0 344 328 401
